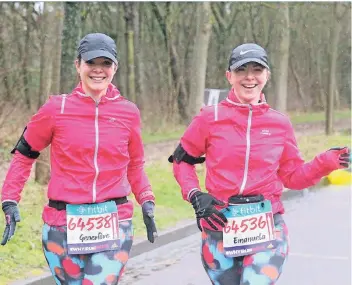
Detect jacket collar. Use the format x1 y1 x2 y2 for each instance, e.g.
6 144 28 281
72 82 121 103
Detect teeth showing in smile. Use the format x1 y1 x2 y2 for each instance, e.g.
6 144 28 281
91 77 105 81
243 84 256 88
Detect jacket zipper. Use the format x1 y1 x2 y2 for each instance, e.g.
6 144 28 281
239 105 252 195
92 102 100 203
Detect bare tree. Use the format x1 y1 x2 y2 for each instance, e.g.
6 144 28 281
0 2 350 139
189 2 212 118
325 3 348 135
275 2 290 113
51 2 64 94
123 3 136 103
150 3 189 122
60 2 81 93
35 2 54 184
0 4 14 100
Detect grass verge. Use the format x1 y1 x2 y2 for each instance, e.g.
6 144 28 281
288 109 351 125
140 109 351 144
0 132 351 284
142 126 185 144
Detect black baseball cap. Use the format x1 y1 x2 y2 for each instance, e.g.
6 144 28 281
228 43 269 71
77 33 118 64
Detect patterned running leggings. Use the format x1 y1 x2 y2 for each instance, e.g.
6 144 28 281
42 220 133 285
201 214 289 285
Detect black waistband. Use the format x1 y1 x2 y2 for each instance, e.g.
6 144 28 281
48 197 128 211
228 194 264 205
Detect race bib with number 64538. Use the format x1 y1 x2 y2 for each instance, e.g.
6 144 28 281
66 201 120 254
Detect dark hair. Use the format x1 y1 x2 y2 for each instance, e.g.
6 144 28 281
75 54 82 84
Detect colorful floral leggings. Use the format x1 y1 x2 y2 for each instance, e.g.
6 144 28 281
201 214 289 285
42 220 133 285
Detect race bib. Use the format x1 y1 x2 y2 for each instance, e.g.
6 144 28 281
222 200 276 257
66 201 120 254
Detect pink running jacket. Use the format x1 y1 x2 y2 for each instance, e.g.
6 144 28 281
1 83 154 226
173 89 346 229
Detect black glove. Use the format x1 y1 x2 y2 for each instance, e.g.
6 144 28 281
1 201 21 246
142 201 158 243
190 191 227 231
329 147 350 168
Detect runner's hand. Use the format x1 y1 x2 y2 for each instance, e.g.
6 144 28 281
328 147 350 168
142 201 158 243
1 201 21 246
189 191 227 231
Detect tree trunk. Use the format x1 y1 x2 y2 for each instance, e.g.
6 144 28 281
124 3 136 103
335 87 340 109
12 5 24 100
189 2 212 118
326 3 343 135
114 3 126 94
35 2 53 185
134 3 144 107
173 42 189 123
23 2 33 110
316 50 326 110
150 3 188 123
275 2 290 113
289 57 307 112
60 2 81 93
0 11 13 100
51 2 64 94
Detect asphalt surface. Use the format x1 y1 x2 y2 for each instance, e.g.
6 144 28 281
16 185 351 285
119 186 351 285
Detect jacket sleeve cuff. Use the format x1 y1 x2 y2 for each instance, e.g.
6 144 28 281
186 188 200 202
137 189 155 205
1 200 18 205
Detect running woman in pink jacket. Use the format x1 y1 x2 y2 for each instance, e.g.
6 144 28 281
169 43 350 285
1 33 157 284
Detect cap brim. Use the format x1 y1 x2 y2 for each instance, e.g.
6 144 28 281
229 58 269 71
81 50 117 64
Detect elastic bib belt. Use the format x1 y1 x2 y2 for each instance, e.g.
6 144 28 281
228 194 264 205
49 197 128 211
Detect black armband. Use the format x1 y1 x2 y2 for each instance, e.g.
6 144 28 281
168 144 205 165
11 127 40 159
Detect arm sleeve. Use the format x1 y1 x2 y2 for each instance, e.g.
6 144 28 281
173 110 208 201
278 121 339 190
1 97 55 203
127 109 154 205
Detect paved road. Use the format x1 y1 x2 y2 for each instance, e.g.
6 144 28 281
120 186 351 285
21 186 350 285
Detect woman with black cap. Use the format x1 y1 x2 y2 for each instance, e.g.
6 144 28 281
169 43 350 284
1 33 157 284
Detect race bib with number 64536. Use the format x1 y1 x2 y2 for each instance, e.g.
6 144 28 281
222 200 276 257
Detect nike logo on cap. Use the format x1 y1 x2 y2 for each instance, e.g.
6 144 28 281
240 50 257 55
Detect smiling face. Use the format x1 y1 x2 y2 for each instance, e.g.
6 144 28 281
226 62 270 104
75 57 117 99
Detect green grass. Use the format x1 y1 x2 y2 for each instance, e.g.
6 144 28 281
297 133 351 161
141 126 185 144
0 161 205 285
288 109 351 124
0 132 351 284
0 182 48 285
